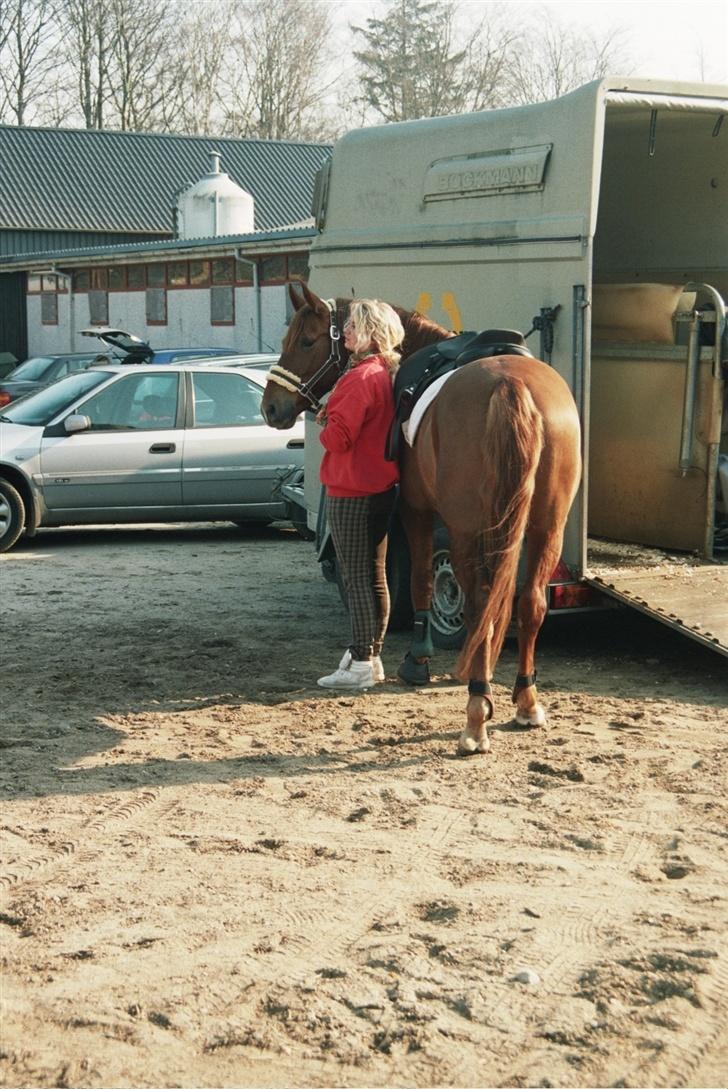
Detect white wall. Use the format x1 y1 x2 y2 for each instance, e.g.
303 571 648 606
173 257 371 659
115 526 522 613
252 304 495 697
25 284 291 358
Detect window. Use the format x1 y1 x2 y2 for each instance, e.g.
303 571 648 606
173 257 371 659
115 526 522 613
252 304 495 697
90 268 108 290
235 258 255 285
127 266 145 290
168 261 188 287
191 371 262 427
146 287 167 325
80 372 179 431
41 293 58 325
88 289 109 325
147 264 166 288
108 267 126 291
260 255 287 284
211 257 234 284
210 285 234 325
288 253 309 282
73 269 90 292
27 274 42 294
189 260 209 287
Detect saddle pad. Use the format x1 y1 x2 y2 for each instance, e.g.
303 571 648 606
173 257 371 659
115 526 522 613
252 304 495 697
402 370 456 447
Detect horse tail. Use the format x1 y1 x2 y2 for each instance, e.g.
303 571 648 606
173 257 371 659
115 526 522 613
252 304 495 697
457 376 544 681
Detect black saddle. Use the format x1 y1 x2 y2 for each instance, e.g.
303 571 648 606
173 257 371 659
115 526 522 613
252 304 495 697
387 328 533 461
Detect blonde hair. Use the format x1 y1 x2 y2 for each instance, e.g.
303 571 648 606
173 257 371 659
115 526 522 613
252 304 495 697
347 299 404 372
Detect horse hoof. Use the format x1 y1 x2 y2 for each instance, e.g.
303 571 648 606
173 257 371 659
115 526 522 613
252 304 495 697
397 653 431 686
515 705 547 727
457 731 490 756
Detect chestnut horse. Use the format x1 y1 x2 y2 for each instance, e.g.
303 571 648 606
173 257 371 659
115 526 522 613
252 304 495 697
263 284 581 755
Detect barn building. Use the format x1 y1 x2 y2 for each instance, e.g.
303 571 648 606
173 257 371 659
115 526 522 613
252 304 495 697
0 125 330 363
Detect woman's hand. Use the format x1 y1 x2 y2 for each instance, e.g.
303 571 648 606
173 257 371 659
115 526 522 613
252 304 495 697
315 406 328 426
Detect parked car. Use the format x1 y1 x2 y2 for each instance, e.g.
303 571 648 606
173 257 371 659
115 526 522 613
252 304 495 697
81 327 243 365
0 362 304 552
0 353 19 381
0 351 114 408
197 353 278 370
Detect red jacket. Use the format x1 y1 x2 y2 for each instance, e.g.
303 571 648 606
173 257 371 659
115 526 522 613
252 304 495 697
320 355 399 498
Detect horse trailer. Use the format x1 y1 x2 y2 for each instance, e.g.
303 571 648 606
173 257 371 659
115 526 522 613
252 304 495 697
288 77 728 658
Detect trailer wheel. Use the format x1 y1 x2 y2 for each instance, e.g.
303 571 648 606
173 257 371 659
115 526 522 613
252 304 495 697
0 479 26 553
430 527 465 649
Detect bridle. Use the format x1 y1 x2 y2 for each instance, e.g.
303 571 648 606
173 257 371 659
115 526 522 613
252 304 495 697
267 299 346 412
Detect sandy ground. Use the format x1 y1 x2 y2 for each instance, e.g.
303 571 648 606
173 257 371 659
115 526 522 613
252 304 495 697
1 522 727 1089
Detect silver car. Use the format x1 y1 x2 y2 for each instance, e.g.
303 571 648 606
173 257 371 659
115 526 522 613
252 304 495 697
0 363 303 552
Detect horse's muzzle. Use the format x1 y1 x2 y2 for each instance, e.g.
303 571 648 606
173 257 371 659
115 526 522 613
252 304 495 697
262 394 299 430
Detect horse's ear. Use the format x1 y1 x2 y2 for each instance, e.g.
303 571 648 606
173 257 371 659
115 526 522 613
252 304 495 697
288 282 305 311
300 281 328 315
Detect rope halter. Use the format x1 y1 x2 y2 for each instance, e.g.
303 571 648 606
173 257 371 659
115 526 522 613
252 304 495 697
267 298 345 412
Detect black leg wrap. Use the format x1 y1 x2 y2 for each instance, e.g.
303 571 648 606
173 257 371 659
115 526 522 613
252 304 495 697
512 671 537 703
468 679 494 720
397 651 431 686
468 680 492 696
410 610 434 658
515 672 537 688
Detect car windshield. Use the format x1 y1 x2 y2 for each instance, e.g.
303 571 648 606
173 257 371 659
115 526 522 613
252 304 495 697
2 369 112 426
7 356 55 381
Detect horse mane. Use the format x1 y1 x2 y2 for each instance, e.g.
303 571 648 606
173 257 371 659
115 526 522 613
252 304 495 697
399 309 452 357
333 299 451 359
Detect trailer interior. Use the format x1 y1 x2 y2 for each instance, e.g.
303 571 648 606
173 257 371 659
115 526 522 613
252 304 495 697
587 92 727 657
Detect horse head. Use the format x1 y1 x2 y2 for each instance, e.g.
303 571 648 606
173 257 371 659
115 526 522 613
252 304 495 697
262 283 349 430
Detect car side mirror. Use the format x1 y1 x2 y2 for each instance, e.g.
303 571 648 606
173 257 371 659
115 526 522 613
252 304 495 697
64 413 91 434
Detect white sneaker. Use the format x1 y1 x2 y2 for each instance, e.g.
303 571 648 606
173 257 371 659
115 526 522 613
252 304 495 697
338 649 385 683
318 658 376 690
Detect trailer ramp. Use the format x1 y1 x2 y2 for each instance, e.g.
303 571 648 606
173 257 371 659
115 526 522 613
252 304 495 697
585 540 728 660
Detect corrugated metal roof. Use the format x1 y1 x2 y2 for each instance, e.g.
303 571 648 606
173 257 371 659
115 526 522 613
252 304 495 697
0 125 331 234
0 225 317 269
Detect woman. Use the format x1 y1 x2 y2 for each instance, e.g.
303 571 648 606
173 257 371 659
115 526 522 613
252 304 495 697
316 298 404 690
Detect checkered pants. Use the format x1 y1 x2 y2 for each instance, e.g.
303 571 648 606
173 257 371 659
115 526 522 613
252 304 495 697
327 486 397 660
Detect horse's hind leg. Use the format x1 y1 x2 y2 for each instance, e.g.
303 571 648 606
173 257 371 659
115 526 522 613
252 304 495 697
513 525 562 727
448 532 493 755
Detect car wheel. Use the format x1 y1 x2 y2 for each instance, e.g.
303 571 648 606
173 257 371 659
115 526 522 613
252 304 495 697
0 479 26 552
430 527 466 649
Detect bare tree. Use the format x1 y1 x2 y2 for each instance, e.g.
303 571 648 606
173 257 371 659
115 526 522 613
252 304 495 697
221 0 336 141
0 0 61 124
105 0 178 131
58 0 116 128
162 0 234 135
500 10 632 106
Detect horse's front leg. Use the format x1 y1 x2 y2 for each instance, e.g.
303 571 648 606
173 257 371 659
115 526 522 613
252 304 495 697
396 503 434 686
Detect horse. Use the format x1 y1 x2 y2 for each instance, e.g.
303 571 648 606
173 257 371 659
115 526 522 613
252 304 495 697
262 283 581 755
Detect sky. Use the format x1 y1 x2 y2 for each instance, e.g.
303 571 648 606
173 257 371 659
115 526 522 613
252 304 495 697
518 0 728 83
336 0 728 85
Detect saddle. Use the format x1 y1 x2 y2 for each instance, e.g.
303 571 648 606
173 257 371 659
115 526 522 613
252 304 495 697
386 328 533 461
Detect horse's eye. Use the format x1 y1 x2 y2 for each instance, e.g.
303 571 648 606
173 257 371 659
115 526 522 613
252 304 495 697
301 337 315 349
